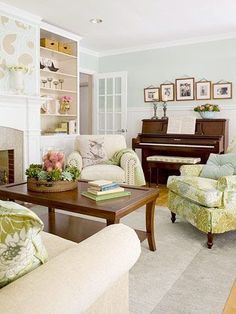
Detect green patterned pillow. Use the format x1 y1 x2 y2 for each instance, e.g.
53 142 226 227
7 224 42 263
0 201 48 288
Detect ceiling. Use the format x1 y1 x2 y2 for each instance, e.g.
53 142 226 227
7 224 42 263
4 0 236 54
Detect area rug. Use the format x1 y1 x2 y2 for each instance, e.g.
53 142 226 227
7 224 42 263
121 206 236 314
35 204 236 314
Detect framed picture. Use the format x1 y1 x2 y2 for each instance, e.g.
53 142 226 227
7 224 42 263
175 77 195 101
196 81 211 100
144 87 160 102
213 82 232 99
160 83 175 101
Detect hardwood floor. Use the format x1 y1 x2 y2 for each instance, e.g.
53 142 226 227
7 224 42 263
157 184 168 207
147 184 168 207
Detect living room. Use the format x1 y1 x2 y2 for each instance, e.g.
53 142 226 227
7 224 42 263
0 0 236 313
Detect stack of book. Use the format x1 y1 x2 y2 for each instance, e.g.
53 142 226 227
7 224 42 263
82 180 131 201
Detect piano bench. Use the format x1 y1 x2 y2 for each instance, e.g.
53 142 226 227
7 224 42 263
146 156 201 186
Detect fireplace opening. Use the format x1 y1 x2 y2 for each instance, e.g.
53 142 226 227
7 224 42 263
0 150 14 185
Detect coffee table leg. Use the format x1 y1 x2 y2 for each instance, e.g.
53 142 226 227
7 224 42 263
106 218 120 226
48 207 55 213
146 201 156 251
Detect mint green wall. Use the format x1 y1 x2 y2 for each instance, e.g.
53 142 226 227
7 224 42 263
99 39 236 107
80 51 99 72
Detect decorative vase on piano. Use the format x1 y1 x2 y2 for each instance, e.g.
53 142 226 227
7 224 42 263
194 104 220 119
200 112 215 119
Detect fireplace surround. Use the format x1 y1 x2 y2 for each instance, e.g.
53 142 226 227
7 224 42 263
0 94 41 182
0 127 23 182
0 149 14 184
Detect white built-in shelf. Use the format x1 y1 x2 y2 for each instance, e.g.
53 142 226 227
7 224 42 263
40 87 77 94
40 46 77 60
40 69 77 78
41 113 77 117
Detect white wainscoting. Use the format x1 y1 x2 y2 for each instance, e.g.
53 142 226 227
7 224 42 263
126 104 236 148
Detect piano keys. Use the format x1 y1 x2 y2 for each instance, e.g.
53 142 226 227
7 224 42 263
132 119 229 183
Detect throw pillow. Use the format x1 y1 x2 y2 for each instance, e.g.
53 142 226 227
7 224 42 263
0 201 47 288
200 164 234 180
78 136 108 167
200 153 236 180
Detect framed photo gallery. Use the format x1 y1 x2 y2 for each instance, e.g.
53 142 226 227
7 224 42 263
144 79 232 102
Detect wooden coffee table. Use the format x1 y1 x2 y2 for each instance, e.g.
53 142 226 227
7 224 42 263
0 180 159 251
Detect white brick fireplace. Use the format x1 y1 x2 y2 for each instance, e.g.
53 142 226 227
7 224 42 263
0 94 41 180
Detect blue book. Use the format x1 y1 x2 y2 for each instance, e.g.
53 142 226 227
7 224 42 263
88 180 120 191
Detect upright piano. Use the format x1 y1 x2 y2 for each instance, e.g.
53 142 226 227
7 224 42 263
132 119 229 183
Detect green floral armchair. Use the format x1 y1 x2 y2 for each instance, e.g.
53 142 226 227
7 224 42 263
167 164 236 248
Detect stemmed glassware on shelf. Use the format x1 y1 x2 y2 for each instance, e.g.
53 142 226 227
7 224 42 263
41 79 47 88
47 77 53 89
53 80 59 89
58 79 64 90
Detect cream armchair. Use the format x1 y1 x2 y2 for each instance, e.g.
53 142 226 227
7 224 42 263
167 164 236 248
67 135 145 185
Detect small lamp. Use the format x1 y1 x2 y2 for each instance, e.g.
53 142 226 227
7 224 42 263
161 95 168 120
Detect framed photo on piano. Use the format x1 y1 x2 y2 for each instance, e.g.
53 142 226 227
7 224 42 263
175 77 195 101
144 87 160 102
196 80 211 100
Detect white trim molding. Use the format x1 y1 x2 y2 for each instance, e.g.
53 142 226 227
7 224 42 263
80 46 100 57
0 1 42 24
79 67 97 75
128 104 236 112
97 32 236 57
40 21 82 42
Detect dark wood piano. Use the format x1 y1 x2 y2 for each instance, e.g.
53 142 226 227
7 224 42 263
132 119 229 183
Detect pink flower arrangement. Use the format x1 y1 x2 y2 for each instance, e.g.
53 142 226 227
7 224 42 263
61 95 73 102
42 151 65 172
60 95 73 114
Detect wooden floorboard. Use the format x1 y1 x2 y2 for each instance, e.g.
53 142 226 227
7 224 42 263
144 184 168 207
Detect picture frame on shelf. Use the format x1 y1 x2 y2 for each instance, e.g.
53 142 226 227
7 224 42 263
175 77 195 101
213 82 232 99
195 80 211 100
160 83 175 101
144 87 160 102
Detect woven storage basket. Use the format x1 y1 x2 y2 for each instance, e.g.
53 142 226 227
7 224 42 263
27 178 78 193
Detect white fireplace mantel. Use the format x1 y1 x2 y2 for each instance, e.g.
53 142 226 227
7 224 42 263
0 93 41 172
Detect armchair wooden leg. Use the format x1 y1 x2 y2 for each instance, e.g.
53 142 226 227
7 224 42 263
207 232 214 249
171 212 176 223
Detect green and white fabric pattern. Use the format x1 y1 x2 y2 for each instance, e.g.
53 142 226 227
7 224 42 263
180 164 204 177
168 163 236 234
108 148 146 186
0 201 47 288
167 176 223 208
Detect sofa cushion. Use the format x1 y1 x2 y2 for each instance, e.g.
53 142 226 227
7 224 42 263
75 135 127 160
81 164 125 183
200 153 236 179
0 201 47 288
41 232 77 260
167 176 223 208
78 136 108 167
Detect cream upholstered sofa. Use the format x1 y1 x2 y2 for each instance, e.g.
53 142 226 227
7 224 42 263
0 224 141 314
67 134 144 185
